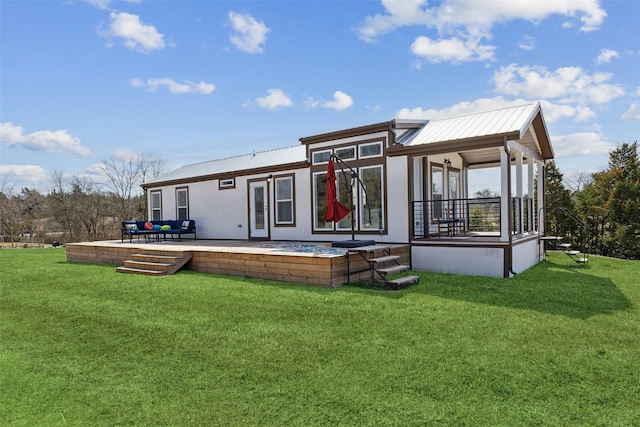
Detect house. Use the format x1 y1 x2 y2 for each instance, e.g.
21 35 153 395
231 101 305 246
141 102 553 278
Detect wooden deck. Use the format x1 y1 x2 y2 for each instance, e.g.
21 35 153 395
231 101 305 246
65 240 411 288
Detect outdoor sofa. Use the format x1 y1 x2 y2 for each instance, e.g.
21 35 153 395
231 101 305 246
121 220 196 243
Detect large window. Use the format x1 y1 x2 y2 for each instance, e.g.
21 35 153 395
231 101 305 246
313 172 331 230
336 171 355 230
150 190 162 221
360 166 383 230
275 175 294 225
431 164 444 219
176 187 189 220
449 169 460 199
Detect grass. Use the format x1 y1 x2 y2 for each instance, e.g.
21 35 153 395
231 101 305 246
1 248 639 426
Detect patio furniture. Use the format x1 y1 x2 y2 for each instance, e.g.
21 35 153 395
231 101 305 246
122 220 196 243
437 209 465 237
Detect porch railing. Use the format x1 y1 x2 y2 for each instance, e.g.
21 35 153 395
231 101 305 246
412 197 536 239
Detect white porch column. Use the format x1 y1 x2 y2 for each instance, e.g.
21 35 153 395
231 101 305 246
515 151 524 236
537 160 544 235
500 148 511 242
528 158 535 232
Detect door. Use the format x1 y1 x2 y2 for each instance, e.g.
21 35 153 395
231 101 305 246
249 181 269 239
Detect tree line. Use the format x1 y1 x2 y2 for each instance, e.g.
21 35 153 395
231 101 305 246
542 141 639 260
0 153 164 246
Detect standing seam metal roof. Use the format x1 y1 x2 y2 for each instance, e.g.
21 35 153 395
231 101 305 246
143 145 307 186
402 102 540 147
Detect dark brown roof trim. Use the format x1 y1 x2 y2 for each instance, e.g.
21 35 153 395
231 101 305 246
299 120 395 145
141 161 309 190
387 132 520 157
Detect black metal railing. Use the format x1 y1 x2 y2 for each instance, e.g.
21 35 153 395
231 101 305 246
412 197 537 239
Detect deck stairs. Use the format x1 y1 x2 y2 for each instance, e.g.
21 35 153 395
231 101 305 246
539 206 590 265
348 245 419 290
539 236 588 264
116 249 193 276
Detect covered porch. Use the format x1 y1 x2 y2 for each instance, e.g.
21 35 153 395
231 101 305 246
390 102 554 277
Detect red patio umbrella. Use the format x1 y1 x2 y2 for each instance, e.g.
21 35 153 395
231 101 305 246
324 158 351 222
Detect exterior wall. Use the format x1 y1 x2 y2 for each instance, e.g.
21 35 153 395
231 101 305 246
385 155 410 243
512 237 541 274
411 245 505 277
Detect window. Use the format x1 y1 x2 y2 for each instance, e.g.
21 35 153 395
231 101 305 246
219 178 235 189
150 190 162 221
313 172 331 230
312 150 332 165
360 166 383 230
336 170 355 230
359 142 382 159
275 176 294 225
449 169 460 199
431 165 444 219
335 146 356 161
176 187 189 220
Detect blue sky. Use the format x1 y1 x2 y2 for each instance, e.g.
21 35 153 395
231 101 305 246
1 0 639 194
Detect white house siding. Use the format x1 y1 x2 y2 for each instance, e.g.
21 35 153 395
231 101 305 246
385 155 410 243
411 246 505 277
511 238 541 274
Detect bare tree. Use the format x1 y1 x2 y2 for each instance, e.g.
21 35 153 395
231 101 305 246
97 152 166 221
565 170 592 193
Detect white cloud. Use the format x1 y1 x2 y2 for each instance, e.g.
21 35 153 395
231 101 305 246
552 132 615 157
395 97 595 124
253 89 292 109
86 0 141 10
411 35 496 63
596 48 620 64
322 91 354 111
0 122 92 157
0 165 50 188
98 12 165 53
130 77 215 94
302 96 320 110
621 102 640 122
359 0 606 42
228 11 270 54
517 35 535 51
492 64 624 105
358 0 605 64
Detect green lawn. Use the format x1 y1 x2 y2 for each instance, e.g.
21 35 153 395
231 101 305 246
1 249 638 426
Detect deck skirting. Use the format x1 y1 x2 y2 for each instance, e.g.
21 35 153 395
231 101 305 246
66 241 410 288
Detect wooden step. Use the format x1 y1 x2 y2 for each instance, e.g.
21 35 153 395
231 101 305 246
132 254 181 264
123 260 173 272
377 264 410 276
387 275 420 288
116 266 166 276
369 255 400 264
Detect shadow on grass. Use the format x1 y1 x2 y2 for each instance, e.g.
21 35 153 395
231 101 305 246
345 258 632 319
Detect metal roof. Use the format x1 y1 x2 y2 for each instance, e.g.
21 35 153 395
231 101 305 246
143 145 307 187
399 102 540 147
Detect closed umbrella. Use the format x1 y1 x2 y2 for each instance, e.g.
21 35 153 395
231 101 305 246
324 158 351 222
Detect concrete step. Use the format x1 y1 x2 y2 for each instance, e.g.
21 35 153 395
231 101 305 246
539 236 562 241
378 264 410 276
559 243 572 248
576 258 589 264
565 250 580 256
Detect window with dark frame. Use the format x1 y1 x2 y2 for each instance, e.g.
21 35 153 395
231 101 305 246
275 176 294 225
150 190 162 221
176 187 189 220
